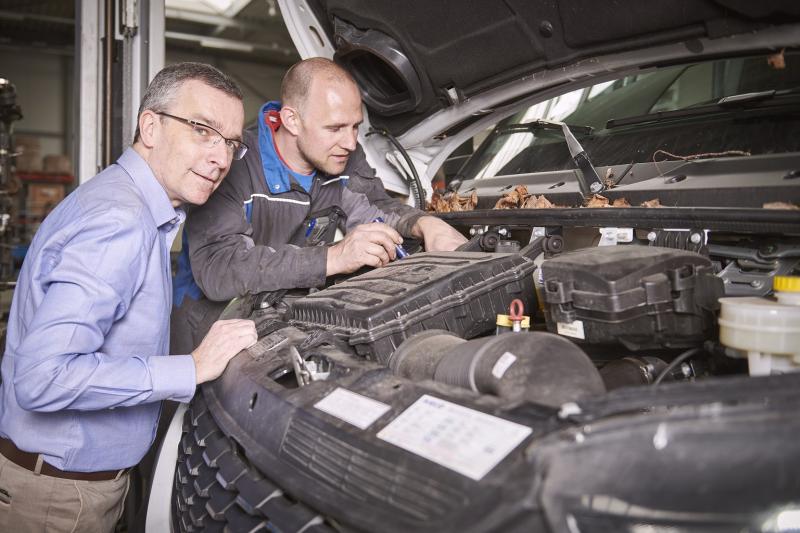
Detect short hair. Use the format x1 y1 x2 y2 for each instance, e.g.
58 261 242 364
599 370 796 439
280 57 358 111
133 62 243 142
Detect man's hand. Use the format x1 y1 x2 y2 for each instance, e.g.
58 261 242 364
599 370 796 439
412 215 468 251
191 319 257 384
326 222 403 275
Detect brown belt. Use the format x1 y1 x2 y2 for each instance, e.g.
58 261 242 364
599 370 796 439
0 436 126 482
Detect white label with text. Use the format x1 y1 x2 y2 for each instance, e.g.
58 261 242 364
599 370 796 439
314 388 391 430
377 395 532 480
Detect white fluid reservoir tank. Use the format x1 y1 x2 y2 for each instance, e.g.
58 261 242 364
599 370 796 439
718 276 800 376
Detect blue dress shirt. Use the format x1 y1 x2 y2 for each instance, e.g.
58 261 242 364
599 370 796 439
0 148 197 472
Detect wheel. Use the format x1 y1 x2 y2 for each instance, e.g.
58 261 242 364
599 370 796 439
171 391 334 533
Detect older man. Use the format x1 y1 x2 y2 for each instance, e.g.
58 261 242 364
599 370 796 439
172 57 466 353
0 62 257 532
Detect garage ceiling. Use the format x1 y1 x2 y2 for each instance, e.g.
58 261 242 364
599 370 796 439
0 0 299 66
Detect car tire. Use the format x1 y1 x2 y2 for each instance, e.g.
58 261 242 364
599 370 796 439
172 391 333 533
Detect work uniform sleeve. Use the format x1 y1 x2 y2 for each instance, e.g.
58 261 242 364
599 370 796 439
341 144 426 236
187 158 329 302
12 211 197 412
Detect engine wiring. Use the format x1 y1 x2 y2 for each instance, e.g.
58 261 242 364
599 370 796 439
653 347 704 385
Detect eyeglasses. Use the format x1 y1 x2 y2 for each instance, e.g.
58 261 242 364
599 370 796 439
156 112 248 160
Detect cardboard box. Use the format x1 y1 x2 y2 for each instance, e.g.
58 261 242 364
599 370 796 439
14 134 41 152
15 152 43 172
43 154 72 175
14 135 42 172
27 183 65 217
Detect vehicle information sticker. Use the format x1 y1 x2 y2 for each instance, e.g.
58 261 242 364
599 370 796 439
377 395 532 480
491 351 517 379
314 388 391 430
557 320 585 339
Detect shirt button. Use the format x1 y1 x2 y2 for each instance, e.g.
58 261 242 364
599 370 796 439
274 184 280 190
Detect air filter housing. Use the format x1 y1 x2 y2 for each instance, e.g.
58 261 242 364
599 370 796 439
288 251 537 362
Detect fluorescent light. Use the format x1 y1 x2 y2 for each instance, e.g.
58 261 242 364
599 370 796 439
202 0 237 13
164 0 250 17
199 37 254 53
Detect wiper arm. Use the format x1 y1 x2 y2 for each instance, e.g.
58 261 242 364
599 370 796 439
494 119 603 197
607 87 800 129
497 120 594 136
559 121 605 198
717 89 776 106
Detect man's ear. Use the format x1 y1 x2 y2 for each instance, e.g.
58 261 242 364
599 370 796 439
279 106 302 136
138 110 160 148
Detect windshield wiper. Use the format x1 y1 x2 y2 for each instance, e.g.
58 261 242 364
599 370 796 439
490 119 603 198
559 121 606 197
606 87 800 129
496 120 594 136
514 119 604 198
716 89 776 106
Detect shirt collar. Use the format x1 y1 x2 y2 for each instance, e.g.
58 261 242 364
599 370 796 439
116 147 183 228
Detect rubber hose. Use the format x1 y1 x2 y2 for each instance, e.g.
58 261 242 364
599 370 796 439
432 331 606 407
389 329 464 381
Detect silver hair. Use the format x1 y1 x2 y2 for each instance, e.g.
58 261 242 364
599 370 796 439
133 62 243 142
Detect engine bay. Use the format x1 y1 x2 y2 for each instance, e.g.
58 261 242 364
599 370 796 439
178 212 799 532
231 213 800 398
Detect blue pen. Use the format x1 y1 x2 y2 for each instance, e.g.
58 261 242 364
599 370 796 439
304 217 316 238
373 217 408 259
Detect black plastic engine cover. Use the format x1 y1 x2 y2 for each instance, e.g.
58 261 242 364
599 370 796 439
541 246 724 350
288 251 537 362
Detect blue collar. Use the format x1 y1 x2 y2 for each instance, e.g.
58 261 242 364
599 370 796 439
257 101 316 194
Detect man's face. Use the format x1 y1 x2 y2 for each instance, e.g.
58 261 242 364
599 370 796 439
149 80 245 206
295 78 363 176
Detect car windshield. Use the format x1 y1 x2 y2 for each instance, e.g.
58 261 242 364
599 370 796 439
458 50 800 181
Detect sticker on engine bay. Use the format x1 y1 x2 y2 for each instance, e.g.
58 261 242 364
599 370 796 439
557 320 585 339
314 388 391 430
491 352 517 379
376 395 532 481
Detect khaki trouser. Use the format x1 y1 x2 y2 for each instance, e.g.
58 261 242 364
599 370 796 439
0 451 129 533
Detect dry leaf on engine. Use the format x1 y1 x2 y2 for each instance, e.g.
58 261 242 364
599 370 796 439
494 184 529 209
431 192 452 212
462 190 478 210
494 196 518 209
763 201 799 210
427 191 446 212
586 194 610 208
429 190 480 213
507 185 529 207
603 168 616 189
640 198 663 208
522 194 555 209
767 48 786 70
449 192 464 211
612 197 631 207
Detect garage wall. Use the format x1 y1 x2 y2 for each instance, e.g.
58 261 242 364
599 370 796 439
0 49 73 169
0 47 287 175
166 49 289 125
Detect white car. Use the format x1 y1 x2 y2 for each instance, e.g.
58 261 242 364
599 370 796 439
148 1 800 531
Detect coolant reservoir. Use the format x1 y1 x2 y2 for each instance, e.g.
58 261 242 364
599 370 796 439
718 276 800 375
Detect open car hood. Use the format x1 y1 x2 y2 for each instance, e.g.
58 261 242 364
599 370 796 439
277 1 800 194
281 1 799 130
